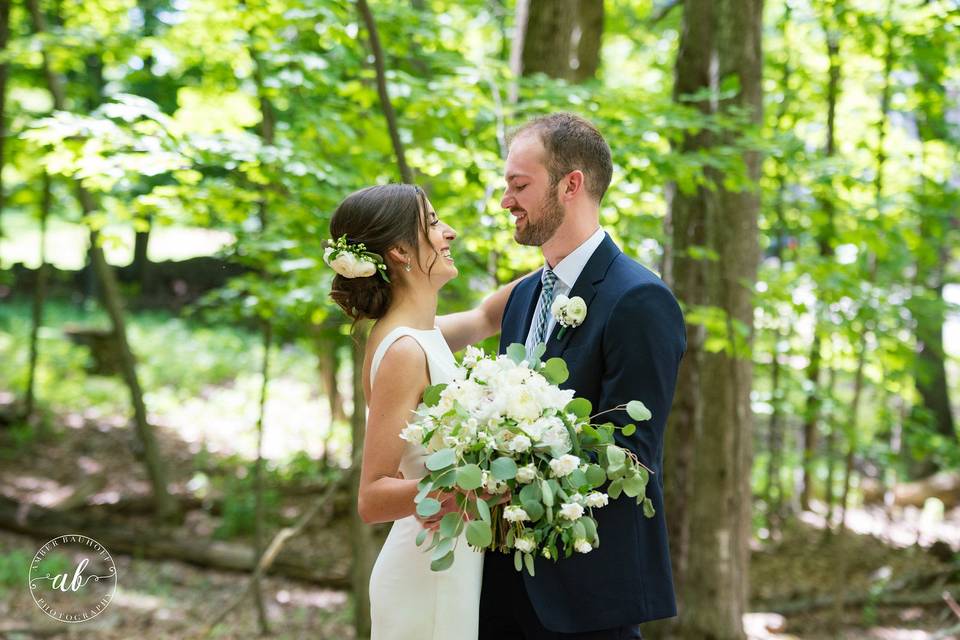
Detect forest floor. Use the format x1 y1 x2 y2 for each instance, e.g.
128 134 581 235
1 403 957 639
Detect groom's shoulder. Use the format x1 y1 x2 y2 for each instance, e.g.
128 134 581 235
606 251 676 299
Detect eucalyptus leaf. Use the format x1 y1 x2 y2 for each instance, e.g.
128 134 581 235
456 464 483 491
491 457 518 481
466 520 492 547
542 357 569 384
626 400 652 421
426 448 457 471
416 497 441 518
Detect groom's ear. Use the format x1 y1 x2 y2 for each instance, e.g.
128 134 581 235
561 170 585 201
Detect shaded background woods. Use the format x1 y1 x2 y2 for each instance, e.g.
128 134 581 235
0 0 958 639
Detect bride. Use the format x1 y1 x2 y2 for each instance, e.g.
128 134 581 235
327 183 519 640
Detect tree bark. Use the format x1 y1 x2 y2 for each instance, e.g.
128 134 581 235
0 0 10 246
26 0 177 522
521 0 578 81
573 0 603 82
350 335 376 640
252 321 273 634
802 5 842 510
356 0 414 184
666 0 762 638
25 174 52 421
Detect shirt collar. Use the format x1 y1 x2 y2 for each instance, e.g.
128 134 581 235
547 227 606 289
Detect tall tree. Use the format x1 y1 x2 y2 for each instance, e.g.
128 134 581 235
26 0 176 522
519 0 603 83
801 0 843 510
666 0 762 637
0 0 10 248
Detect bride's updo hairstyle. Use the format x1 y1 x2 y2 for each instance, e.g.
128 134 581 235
329 184 432 321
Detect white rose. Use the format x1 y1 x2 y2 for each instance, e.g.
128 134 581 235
559 502 585 520
574 538 593 554
352 258 377 277
565 296 587 324
516 463 538 484
539 424 572 456
506 388 542 422
503 506 531 523
462 345 484 368
330 251 359 277
323 246 335 264
509 434 532 453
515 536 536 553
549 454 580 478
551 294 570 317
585 492 609 508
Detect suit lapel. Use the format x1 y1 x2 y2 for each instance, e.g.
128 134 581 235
545 233 621 360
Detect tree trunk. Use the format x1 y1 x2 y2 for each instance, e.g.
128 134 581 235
25 173 52 421
802 6 842 510
521 0 578 81
0 0 10 246
252 321 272 634
666 1 762 637
356 0 414 184
350 335 376 640
26 0 177 522
573 0 603 82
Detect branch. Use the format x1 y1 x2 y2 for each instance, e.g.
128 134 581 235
195 478 345 638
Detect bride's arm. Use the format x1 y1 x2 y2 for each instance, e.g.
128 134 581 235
357 337 431 524
437 276 524 353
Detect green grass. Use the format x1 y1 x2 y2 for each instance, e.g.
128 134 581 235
0 209 235 270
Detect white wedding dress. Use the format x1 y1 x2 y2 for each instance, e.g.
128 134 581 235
367 326 484 640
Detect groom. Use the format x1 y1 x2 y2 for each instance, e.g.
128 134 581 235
480 113 686 639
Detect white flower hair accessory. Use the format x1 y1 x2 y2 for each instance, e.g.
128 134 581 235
324 235 390 282
550 294 587 338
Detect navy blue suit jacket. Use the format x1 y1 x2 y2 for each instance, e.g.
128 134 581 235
497 233 686 632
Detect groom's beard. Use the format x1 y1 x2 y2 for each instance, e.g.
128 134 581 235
515 189 565 246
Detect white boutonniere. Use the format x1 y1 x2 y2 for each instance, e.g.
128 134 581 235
550 294 587 339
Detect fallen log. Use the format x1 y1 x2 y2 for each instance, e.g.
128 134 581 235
862 471 960 509
0 495 349 590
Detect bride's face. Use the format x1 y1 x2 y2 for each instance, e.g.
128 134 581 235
415 199 458 287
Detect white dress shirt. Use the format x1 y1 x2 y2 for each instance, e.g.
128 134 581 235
524 227 606 353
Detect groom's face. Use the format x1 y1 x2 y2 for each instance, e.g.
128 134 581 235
502 134 565 247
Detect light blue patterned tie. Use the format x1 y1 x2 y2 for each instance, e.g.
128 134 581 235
533 268 558 346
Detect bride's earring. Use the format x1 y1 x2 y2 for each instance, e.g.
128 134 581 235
404 262 412 272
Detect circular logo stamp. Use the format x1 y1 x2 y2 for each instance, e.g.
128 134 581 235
28 534 117 623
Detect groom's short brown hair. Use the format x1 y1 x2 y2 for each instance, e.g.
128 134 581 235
510 113 613 203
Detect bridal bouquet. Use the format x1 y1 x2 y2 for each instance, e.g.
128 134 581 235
402 343 655 575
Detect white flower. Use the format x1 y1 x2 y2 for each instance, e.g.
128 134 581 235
399 423 424 442
509 434 532 453
550 294 569 317
542 547 552 559
514 536 536 553
516 463 538 484
549 454 581 478
462 345 484 368
539 424 572 456
574 538 593 554
565 297 587 324
585 492 609 508
551 294 588 329
503 506 531 523
481 470 509 494
559 502 585 520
